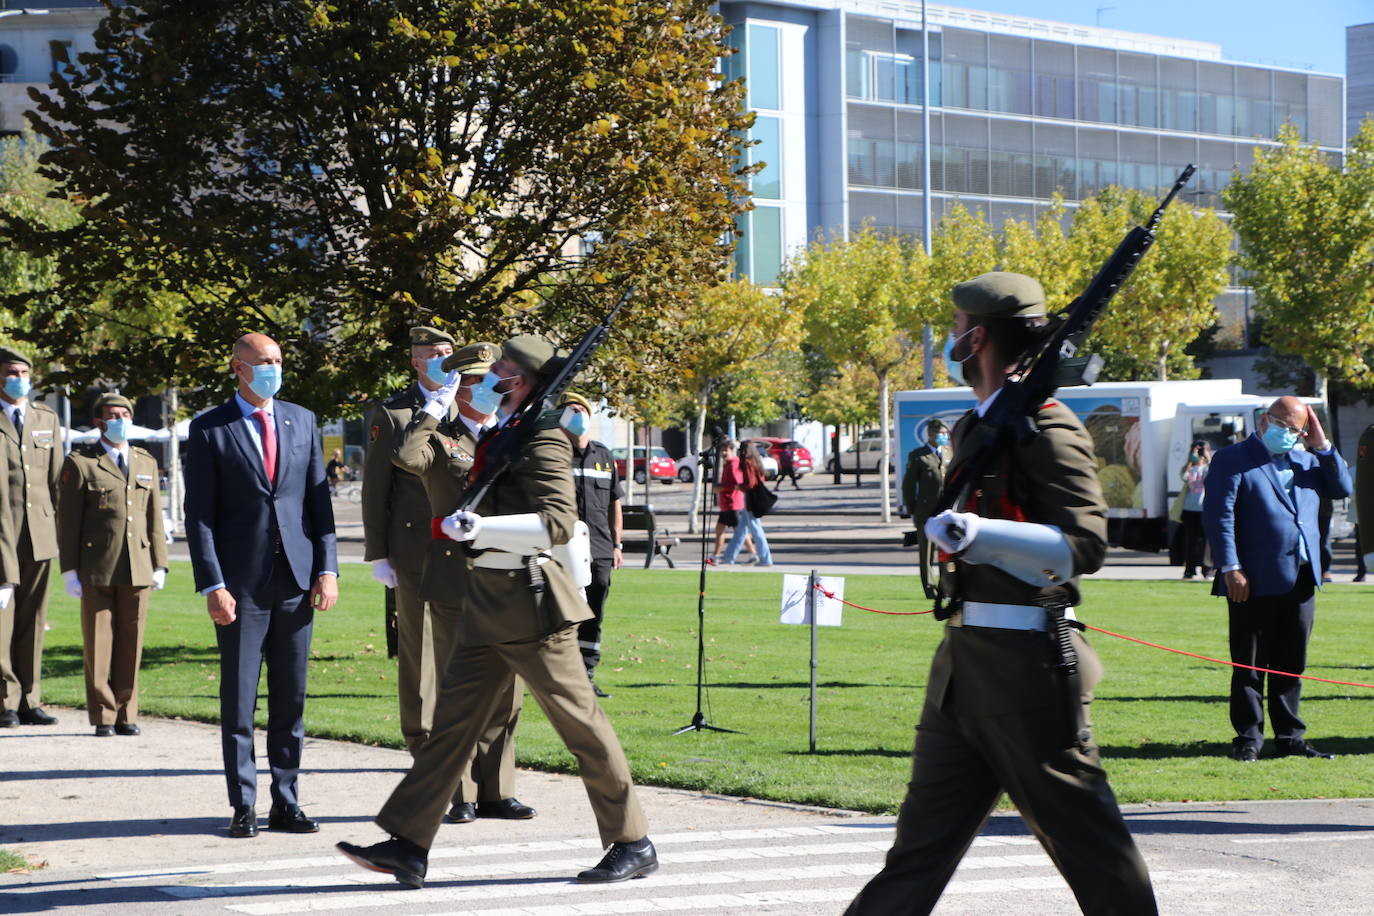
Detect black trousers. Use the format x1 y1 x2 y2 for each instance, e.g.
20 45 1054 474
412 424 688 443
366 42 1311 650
1227 567 1315 750
1180 509 1207 575
578 559 614 672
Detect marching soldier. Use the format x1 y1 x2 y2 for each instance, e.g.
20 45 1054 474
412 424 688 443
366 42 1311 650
901 418 950 600
339 335 654 888
846 273 1156 915
57 394 168 736
0 346 62 728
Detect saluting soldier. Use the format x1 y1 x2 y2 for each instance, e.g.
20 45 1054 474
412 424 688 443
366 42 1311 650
57 394 168 736
390 340 530 825
846 273 1156 915
339 335 654 889
900 418 950 600
0 346 62 728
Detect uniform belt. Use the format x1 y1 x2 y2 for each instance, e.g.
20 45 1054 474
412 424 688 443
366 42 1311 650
959 601 1077 632
471 551 548 571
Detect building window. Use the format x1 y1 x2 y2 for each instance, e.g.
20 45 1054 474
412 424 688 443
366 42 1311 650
748 23 780 110
751 116 781 199
50 39 75 79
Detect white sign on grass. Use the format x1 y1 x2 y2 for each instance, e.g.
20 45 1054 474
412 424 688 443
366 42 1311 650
780 575 844 626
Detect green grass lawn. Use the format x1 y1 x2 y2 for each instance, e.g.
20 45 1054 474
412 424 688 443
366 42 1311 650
33 563 1374 813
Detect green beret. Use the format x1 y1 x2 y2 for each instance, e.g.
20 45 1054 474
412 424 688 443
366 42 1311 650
951 272 1046 319
442 341 500 375
94 393 134 415
502 334 561 376
558 391 592 413
0 345 32 367
409 326 455 347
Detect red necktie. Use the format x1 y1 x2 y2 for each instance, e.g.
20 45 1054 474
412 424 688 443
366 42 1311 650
253 409 277 485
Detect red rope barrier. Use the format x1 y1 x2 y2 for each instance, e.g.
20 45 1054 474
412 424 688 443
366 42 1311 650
815 585 932 616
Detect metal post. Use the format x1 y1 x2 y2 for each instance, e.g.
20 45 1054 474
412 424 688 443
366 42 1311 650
808 568 818 753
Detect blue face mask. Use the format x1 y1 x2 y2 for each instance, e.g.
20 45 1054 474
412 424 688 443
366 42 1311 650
4 376 31 401
464 371 510 416
1262 419 1300 455
935 433 950 448
243 362 282 400
424 356 448 387
103 417 130 444
942 329 976 387
560 406 589 437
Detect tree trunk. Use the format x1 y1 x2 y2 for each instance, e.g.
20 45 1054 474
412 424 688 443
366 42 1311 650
167 386 182 532
688 397 708 534
878 370 892 523
1157 340 1169 382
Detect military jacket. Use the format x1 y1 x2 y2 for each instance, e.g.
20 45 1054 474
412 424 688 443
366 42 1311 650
393 409 481 601
57 443 168 587
1357 424 1374 547
571 439 622 561
362 385 455 576
0 400 62 563
901 443 947 528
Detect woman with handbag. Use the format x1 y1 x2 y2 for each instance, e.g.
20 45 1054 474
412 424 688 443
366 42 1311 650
719 441 773 567
710 440 757 564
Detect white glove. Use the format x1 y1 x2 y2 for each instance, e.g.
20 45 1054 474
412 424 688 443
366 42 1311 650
371 558 399 588
924 509 980 555
441 510 482 542
0 585 11 609
421 369 463 419
152 568 167 591
63 570 83 599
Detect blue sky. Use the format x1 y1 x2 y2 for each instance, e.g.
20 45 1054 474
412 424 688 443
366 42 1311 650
957 0 1368 75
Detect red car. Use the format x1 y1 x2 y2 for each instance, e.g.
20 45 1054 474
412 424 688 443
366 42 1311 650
611 446 677 484
745 437 814 478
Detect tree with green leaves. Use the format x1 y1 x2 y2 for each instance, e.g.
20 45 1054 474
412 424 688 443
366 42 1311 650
1223 120 1374 399
4 0 751 414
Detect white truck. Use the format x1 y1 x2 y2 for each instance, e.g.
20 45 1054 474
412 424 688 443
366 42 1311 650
893 380 1335 552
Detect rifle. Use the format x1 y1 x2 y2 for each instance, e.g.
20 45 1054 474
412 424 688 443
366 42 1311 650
457 286 634 513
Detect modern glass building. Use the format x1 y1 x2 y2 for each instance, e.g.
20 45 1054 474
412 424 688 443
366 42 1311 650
720 1 1346 346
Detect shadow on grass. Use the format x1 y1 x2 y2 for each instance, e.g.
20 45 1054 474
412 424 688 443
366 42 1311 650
783 747 911 759
1101 734 1374 759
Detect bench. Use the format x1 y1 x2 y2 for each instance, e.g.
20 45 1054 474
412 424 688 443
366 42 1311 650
622 504 679 569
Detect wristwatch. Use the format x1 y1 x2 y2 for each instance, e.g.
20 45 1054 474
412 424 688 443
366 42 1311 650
614 543 624 550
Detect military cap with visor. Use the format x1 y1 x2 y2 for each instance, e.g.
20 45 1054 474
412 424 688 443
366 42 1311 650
557 391 593 413
502 335 563 376
409 326 455 347
93 393 135 416
442 341 500 375
0 345 32 367
951 271 1046 319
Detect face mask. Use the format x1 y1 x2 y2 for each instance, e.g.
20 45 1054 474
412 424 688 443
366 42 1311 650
243 362 283 400
103 417 130 444
1262 419 1300 455
424 356 448 387
935 433 950 448
4 376 30 401
464 371 511 416
942 328 976 387
560 406 589 437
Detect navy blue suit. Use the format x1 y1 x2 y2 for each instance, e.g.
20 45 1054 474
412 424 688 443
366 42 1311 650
185 397 337 809
1203 432 1350 752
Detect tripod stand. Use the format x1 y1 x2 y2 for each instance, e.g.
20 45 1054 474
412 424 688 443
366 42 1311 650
672 446 740 735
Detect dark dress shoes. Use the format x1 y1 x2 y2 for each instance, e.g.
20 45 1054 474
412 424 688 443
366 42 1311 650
229 806 258 838
0 710 18 728
445 802 477 823
94 725 115 737
268 804 320 833
336 838 427 889
477 798 536 820
1230 744 1259 762
19 707 57 725
1277 741 1335 759
115 723 140 736
576 837 658 883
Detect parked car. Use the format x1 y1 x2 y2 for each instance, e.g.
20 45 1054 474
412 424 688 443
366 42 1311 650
611 446 677 484
745 437 814 478
738 441 779 480
675 452 708 483
826 437 895 474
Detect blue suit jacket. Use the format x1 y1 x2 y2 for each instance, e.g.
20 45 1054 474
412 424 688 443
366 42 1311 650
1203 432 1351 598
184 398 337 600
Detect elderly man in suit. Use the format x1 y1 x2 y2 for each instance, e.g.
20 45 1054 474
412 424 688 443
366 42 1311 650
185 332 338 838
1204 395 1351 763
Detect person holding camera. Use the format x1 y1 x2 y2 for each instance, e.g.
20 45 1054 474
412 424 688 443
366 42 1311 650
1180 440 1211 579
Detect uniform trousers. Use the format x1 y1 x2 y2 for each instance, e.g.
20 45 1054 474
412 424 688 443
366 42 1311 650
1228 567 1316 751
214 557 314 810
0 557 52 713
846 667 1156 914
914 530 938 599
578 559 614 673
81 584 150 726
377 625 646 850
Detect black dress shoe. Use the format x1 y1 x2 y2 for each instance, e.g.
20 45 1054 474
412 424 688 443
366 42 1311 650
115 723 140 736
1230 744 1258 762
229 806 258 838
268 804 319 833
336 838 427 889
445 801 477 823
94 725 115 737
19 707 57 725
0 710 17 728
576 837 658 883
477 798 536 820
1276 741 1335 759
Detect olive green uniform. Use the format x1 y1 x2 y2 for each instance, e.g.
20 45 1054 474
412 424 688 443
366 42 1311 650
0 400 61 716
847 399 1155 915
901 442 948 599
391 408 522 804
57 444 168 726
376 417 647 850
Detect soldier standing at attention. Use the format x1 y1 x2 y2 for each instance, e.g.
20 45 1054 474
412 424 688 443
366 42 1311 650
0 346 62 728
339 335 654 888
390 340 530 825
901 418 950 600
57 394 169 736
846 273 1156 915
557 391 623 698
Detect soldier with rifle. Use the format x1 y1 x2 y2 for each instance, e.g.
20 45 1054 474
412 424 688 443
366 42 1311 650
847 167 1196 915
338 314 654 889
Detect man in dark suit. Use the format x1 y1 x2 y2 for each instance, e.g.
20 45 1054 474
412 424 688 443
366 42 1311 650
185 333 338 838
1204 395 1350 762
900 418 950 600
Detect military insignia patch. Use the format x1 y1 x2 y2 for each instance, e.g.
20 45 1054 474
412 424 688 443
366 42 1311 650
370 424 380 441
62 468 71 485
